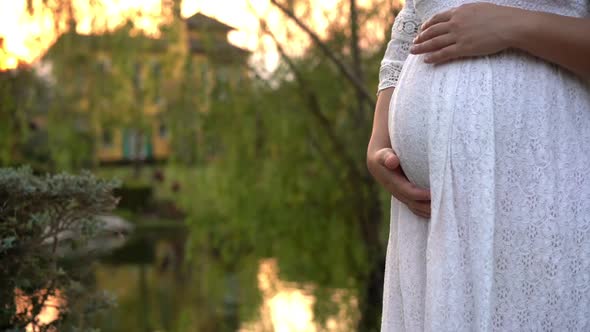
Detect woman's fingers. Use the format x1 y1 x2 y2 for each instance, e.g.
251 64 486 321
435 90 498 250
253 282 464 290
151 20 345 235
411 35 456 55
371 162 408 203
413 22 452 45
417 4 512 63
390 170 431 201
408 200 431 218
370 157 417 202
424 44 461 63
367 148 431 218
409 207 431 219
375 148 400 170
421 9 454 31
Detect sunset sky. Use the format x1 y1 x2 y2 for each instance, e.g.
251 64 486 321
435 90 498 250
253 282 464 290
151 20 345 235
0 0 385 71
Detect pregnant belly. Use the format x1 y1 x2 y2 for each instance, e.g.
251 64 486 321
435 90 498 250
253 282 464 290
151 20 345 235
388 50 589 190
389 54 434 189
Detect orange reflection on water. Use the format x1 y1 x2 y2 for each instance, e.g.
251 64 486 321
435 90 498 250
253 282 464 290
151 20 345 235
242 259 358 332
14 288 65 332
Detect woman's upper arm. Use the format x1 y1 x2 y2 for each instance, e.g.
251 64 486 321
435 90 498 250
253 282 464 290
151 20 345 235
378 0 421 94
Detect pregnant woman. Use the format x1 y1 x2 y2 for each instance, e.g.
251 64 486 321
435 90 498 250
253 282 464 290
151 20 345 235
367 1 590 331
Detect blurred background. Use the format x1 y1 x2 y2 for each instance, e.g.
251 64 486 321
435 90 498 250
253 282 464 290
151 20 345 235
0 0 402 331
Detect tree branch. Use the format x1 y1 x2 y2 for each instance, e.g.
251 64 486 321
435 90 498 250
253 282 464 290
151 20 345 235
349 0 368 126
269 0 376 110
260 20 365 184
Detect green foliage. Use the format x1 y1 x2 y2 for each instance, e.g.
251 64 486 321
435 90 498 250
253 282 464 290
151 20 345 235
171 1 402 328
171 51 378 327
0 166 119 331
113 185 154 212
0 67 52 170
3 0 401 329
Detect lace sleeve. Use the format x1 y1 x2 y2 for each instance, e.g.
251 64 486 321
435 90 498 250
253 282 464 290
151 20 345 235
378 0 421 93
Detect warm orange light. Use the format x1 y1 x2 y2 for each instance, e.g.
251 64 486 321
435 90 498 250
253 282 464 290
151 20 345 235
0 0 164 70
0 53 17 71
0 0 388 72
15 288 65 332
5 56 18 69
241 259 358 332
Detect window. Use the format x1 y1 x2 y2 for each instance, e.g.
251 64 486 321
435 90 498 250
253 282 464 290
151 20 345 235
152 61 162 103
97 58 112 72
159 123 168 139
102 129 114 147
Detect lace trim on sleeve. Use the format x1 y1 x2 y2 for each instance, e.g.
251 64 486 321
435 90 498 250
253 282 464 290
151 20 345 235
378 3 421 93
378 62 404 92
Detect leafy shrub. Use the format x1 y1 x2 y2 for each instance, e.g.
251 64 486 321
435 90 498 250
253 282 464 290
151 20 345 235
0 166 119 331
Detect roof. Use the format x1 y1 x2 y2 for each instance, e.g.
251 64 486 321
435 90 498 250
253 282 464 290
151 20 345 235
184 13 236 32
188 38 249 53
43 30 167 60
41 15 248 63
188 38 249 63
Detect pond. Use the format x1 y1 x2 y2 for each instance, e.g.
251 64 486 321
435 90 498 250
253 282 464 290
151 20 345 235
91 222 359 332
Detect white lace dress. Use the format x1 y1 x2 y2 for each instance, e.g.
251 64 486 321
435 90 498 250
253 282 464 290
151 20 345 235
378 1 590 331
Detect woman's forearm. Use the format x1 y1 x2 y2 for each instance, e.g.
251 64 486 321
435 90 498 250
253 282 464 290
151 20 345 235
505 9 590 78
368 88 394 154
411 4 590 79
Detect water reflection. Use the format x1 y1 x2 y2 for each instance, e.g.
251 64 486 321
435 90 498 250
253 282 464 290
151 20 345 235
242 259 358 332
93 225 358 331
15 289 64 332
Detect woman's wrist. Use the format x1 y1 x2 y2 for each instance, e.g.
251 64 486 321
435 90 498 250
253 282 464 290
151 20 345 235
368 87 394 155
502 7 541 51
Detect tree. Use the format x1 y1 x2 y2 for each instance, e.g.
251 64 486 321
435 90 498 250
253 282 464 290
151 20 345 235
254 0 399 329
23 0 187 171
0 66 53 170
175 0 402 326
0 167 119 331
5 0 404 329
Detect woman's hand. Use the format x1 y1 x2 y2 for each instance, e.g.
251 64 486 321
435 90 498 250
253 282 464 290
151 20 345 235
410 3 516 64
409 3 590 77
369 88 430 218
367 148 431 219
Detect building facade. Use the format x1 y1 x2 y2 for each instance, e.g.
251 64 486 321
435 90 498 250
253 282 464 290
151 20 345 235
43 13 249 165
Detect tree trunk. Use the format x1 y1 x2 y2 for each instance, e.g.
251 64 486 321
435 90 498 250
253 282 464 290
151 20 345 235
357 191 386 331
349 0 367 126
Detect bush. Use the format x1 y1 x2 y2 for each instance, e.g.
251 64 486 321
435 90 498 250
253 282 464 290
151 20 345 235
0 166 119 331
